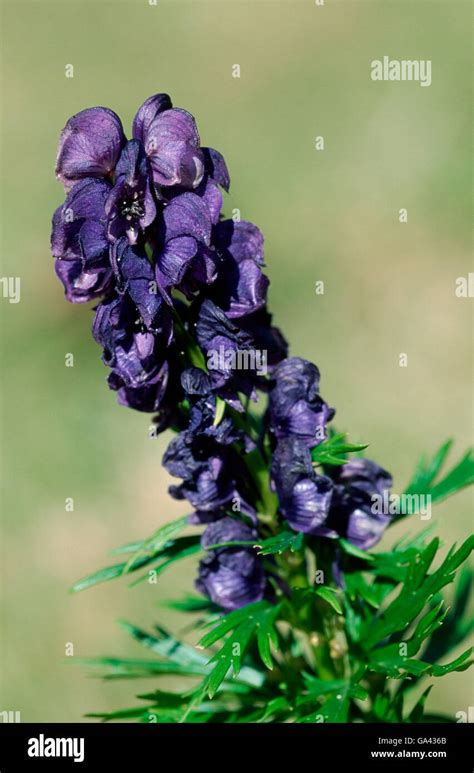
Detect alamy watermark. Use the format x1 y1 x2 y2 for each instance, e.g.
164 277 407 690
207 345 268 376
371 491 432 520
371 57 432 87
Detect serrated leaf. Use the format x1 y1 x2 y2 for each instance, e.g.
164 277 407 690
196 601 282 699
257 529 305 556
363 536 474 650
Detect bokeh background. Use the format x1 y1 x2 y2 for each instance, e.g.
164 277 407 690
0 0 472 721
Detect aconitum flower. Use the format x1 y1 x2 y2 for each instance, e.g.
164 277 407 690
196 518 266 610
132 94 204 190
326 459 393 550
92 294 171 413
154 192 216 302
104 140 156 245
271 437 335 535
210 220 269 319
163 372 255 523
269 357 334 447
55 107 126 189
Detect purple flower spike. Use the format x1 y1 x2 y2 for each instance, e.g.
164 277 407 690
196 518 266 610
105 140 156 245
55 107 126 189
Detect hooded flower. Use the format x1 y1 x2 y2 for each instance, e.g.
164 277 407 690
326 459 393 550
195 299 265 408
154 192 217 302
105 140 157 244
133 93 205 190
196 517 266 610
211 220 269 319
269 357 334 447
110 238 171 334
92 294 170 412
271 437 335 535
54 258 113 303
51 178 113 303
55 107 126 189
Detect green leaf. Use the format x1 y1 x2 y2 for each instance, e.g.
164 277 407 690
71 556 153 593
196 601 282 698
162 595 216 613
257 529 305 556
117 621 208 668
127 537 201 587
71 515 197 593
298 677 368 723
339 538 375 562
363 536 474 650
403 442 474 510
122 515 191 573
311 433 368 468
312 586 343 614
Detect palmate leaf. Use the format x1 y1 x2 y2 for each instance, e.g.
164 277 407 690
363 535 474 650
403 441 474 511
196 600 282 699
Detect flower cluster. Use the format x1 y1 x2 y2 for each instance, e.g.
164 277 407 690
52 93 392 612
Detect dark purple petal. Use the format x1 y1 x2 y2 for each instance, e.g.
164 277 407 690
132 93 173 144
162 192 211 246
196 299 254 352
214 220 264 264
55 107 125 188
326 458 393 550
202 147 230 191
108 361 169 413
111 239 166 331
55 258 113 303
214 257 269 319
193 177 223 224
78 220 110 268
51 178 111 261
155 236 198 300
141 107 204 188
196 518 266 610
269 357 334 446
271 437 335 535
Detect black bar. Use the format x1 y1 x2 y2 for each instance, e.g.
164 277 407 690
0 722 471 770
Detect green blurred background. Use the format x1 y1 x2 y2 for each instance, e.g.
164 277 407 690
0 0 472 721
